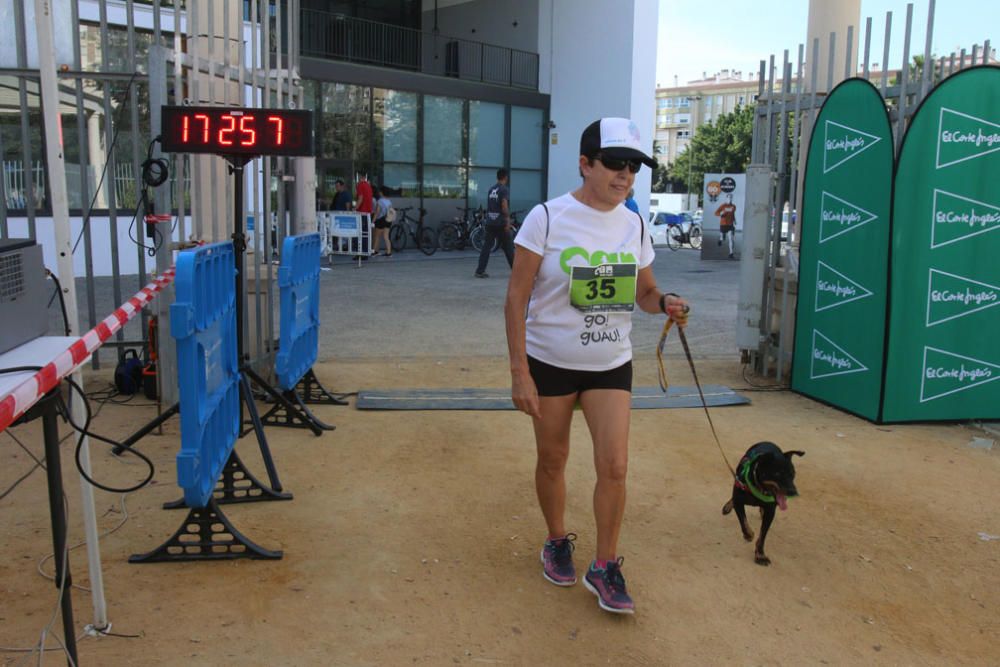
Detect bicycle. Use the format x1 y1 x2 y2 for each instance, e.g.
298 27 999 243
389 207 438 255
438 205 484 251
470 209 525 253
666 221 702 251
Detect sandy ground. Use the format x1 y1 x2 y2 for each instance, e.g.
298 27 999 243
1 355 998 666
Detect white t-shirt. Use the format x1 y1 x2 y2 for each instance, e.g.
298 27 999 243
514 192 655 371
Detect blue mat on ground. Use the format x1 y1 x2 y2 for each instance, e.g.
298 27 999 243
356 386 749 410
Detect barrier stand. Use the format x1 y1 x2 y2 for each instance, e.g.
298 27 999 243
260 233 343 431
132 243 283 563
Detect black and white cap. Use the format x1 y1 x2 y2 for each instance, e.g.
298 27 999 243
579 117 657 169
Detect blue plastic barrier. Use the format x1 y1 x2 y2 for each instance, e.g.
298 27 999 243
170 242 240 508
275 233 321 390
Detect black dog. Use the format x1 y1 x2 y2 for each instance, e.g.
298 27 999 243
722 442 804 566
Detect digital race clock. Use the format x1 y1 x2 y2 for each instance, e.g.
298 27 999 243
159 106 314 157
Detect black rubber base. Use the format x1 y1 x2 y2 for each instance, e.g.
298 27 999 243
129 498 282 563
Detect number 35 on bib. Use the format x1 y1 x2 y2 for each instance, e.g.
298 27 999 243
568 263 638 313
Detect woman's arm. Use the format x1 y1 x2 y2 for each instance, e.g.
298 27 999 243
635 266 689 325
505 246 544 418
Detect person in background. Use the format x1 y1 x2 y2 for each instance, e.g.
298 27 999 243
332 178 353 211
371 186 393 257
624 188 639 214
354 173 374 260
475 168 515 278
504 118 689 615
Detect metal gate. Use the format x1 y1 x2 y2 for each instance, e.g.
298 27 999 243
746 0 995 379
0 0 307 404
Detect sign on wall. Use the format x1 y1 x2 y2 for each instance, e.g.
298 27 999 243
882 66 1000 422
791 78 893 420
701 173 745 260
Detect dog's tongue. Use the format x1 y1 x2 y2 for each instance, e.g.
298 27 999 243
776 493 788 511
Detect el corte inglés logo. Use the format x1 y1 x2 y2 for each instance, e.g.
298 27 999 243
930 189 1000 248
818 192 878 243
921 346 1000 402
815 261 873 312
810 330 868 379
926 269 1000 326
823 120 881 173
936 107 1000 168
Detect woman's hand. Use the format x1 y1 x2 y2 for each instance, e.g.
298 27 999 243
511 369 542 419
663 293 690 327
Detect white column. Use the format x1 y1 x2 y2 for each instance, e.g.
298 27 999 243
806 0 862 92
542 0 659 210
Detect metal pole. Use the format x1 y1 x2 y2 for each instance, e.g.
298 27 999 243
41 393 78 666
34 0 109 634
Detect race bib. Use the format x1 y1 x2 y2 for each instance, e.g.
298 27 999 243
568 263 637 313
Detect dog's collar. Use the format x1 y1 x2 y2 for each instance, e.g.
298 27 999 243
737 455 775 503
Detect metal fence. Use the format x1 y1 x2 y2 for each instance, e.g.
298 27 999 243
747 0 995 379
0 0 302 389
300 9 540 90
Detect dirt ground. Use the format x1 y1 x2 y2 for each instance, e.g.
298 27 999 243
1 356 998 666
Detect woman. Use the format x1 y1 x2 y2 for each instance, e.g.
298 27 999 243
504 118 689 615
371 186 392 257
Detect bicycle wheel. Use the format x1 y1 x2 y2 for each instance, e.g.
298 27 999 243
667 225 683 251
389 223 407 252
470 225 485 251
418 226 438 255
688 224 703 249
438 223 459 251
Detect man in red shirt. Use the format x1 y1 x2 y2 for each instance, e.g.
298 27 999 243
354 173 374 259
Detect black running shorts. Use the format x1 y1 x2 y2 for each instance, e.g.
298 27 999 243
527 356 633 397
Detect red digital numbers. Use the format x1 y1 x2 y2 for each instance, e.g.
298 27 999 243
267 116 283 145
161 106 312 156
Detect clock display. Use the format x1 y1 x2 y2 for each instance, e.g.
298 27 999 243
160 106 314 157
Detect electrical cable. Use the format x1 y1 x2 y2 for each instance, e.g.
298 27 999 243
71 71 140 256
43 269 72 336
0 367 156 493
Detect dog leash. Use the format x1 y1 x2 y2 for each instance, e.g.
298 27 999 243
656 316 737 479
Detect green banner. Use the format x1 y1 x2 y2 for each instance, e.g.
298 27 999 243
882 66 1000 421
792 79 893 420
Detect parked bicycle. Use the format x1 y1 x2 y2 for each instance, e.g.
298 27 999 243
438 205 484 251
389 207 438 255
666 221 702 250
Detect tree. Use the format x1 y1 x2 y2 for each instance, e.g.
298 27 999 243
667 104 754 204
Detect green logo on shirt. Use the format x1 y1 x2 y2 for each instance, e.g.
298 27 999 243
560 247 637 274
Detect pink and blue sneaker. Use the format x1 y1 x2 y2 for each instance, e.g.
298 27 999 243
540 533 577 586
583 557 635 614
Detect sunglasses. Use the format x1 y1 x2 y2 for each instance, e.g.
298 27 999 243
595 153 642 173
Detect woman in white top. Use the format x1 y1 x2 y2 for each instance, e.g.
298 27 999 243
504 118 689 615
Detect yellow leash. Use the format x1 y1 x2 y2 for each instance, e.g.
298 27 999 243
656 317 737 478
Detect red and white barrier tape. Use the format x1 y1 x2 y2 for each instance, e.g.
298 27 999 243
0 268 176 434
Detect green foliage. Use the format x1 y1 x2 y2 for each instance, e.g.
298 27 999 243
667 104 754 202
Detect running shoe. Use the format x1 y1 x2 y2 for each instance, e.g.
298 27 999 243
583 557 634 614
540 533 577 586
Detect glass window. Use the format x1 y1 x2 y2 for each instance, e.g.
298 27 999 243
510 106 543 170
469 101 504 167
320 82 371 161
78 23 171 73
678 97 690 108
374 88 417 162
665 98 674 108
381 163 419 198
677 114 691 124
509 169 542 214
656 114 667 128
423 95 463 165
656 98 669 109
422 165 465 199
